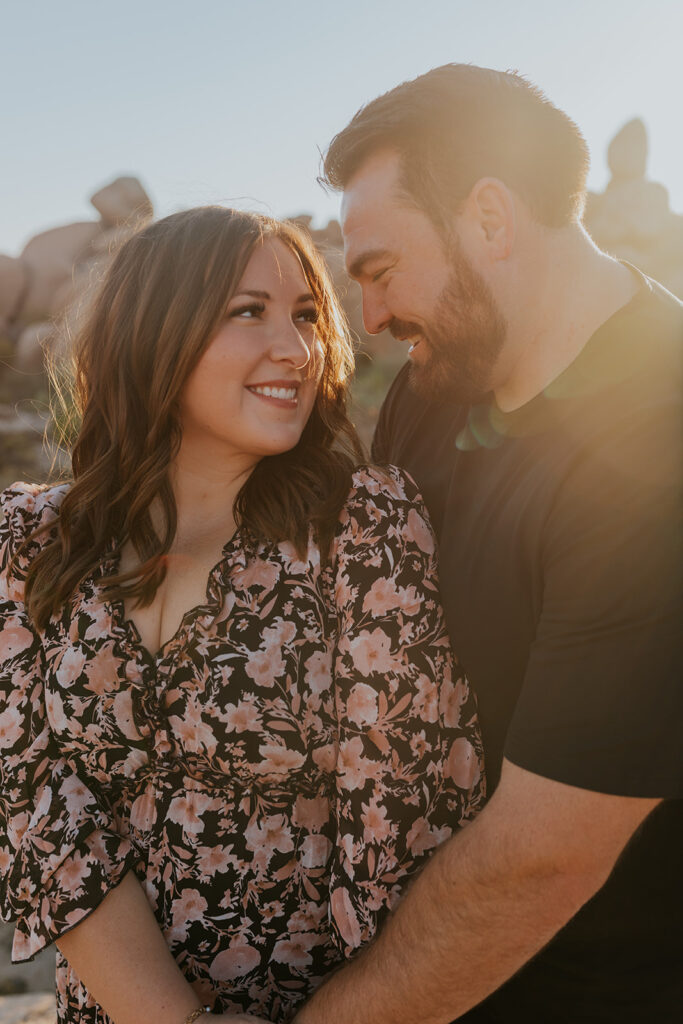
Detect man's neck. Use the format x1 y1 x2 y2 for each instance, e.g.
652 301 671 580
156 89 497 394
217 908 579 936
494 229 639 412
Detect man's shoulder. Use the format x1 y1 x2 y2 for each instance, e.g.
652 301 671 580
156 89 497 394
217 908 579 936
372 363 461 464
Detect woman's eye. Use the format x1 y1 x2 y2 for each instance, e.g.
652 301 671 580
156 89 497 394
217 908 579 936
229 302 265 319
295 308 319 324
372 268 388 283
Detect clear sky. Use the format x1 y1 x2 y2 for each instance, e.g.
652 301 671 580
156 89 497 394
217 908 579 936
3 0 682 254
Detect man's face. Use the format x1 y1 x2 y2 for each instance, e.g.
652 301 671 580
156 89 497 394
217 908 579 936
341 150 507 405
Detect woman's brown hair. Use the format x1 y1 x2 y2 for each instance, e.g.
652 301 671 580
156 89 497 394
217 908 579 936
23 206 365 628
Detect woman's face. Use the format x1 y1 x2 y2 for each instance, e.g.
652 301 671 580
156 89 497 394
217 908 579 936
180 238 324 465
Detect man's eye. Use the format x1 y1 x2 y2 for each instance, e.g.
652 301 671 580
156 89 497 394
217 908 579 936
229 302 265 319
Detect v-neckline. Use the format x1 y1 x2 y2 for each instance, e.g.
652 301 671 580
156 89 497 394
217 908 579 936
105 527 248 665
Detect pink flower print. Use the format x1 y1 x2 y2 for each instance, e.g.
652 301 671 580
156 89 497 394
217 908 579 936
361 798 392 844
304 649 333 694
45 688 68 734
129 787 157 833
439 675 468 728
56 850 91 893
113 690 142 741
252 743 305 775
403 507 435 555
221 698 263 733
236 560 280 591
0 706 23 749
59 774 95 816
84 644 123 696
82 601 112 641
170 888 209 940
168 710 217 756
446 737 481 791
54 646 87 688
0 847 11 873
271 932 318 969
245 648 285 688
345 682 379 727
300 833 332 868
262 619 297 649
330 885 362 949
312 742 337 773
292 793 330 831
334 572 355 608
15 877 37 903
0 617 34 659
361 577 402 616
196 844 237 876
336 736 380 792
210 940 261 981
167 791 212 834
244 813 294 859
409 729 428 760
406 816 439 856
413 674 439 723
288 901 327 933
346 628 396 677
397 584 421 617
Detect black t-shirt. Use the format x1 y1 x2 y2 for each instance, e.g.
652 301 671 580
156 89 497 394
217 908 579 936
372 269 683 1021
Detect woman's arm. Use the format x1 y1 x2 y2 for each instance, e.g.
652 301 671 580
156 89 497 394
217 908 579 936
56 869 203 1024
56 870 272 1024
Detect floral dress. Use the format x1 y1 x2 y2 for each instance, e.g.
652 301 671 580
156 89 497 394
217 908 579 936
0 466 484 1023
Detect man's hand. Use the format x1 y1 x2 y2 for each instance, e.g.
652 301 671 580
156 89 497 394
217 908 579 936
294 760 660 1024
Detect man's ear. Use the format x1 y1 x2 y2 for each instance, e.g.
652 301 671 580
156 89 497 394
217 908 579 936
461 177 515 260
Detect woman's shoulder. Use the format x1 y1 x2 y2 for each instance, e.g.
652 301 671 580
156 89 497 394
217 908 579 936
345 463 423 510
334 463 435 555
0 481 69 559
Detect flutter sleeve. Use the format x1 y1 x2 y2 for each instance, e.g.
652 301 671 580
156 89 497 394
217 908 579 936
0 484 139 962
327 466 485 956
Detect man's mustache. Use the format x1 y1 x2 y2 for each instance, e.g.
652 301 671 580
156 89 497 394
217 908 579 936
389 319 423 341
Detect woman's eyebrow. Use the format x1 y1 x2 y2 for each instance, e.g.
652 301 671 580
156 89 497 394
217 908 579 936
232 289 270 300
230 291 315 303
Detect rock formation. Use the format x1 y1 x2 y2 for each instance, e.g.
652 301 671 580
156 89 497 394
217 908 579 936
583 118 683 296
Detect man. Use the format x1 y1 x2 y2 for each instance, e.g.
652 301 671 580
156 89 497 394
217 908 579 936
295 65 682 1022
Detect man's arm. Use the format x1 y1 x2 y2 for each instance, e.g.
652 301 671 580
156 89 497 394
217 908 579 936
294 759 659 1024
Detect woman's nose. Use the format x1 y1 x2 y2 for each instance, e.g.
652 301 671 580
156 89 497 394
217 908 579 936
269 319 312 370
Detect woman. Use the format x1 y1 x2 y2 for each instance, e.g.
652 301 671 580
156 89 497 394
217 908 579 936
0 207 484 1023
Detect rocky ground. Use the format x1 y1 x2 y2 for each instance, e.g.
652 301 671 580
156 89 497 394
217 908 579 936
0 993 55 1024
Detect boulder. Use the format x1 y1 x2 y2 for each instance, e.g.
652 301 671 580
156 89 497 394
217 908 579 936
0 256 28 335
90 176 153 228
607 118 648 182
19 222 102 324
14 321 55 375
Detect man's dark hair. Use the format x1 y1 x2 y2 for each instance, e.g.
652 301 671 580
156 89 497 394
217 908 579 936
323 64 590 229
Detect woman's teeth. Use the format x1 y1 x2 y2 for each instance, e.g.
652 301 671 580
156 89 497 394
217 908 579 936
249 385 297 401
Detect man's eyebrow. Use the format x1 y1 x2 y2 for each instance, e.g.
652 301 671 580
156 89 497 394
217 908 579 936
347 248 393 280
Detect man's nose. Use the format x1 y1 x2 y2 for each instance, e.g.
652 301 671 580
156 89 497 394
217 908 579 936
361 287 391 336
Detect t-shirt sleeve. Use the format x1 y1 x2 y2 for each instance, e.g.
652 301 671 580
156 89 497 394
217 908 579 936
327 466 484 956
504 406 683 797
0 485 140 962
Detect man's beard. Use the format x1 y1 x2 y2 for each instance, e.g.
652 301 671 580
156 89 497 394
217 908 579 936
395 242 507 406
